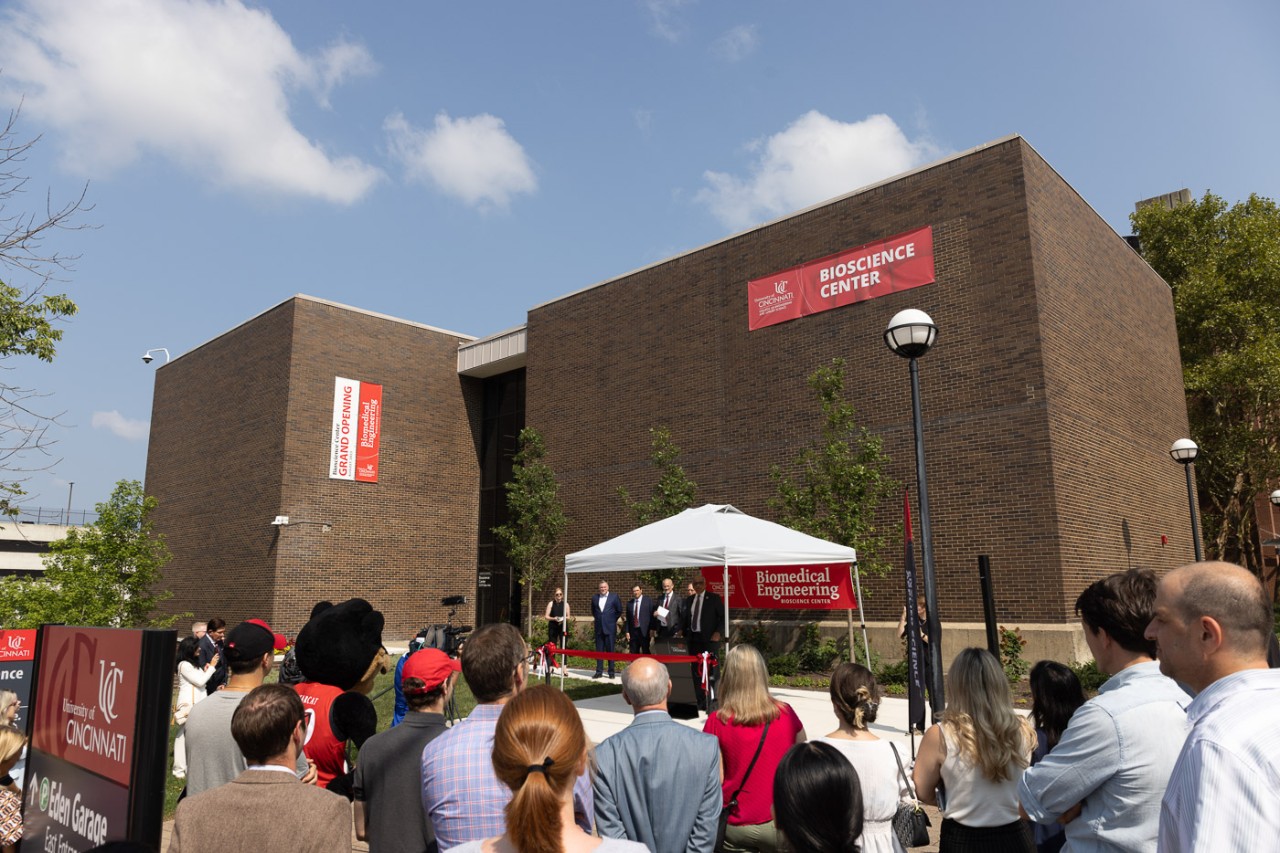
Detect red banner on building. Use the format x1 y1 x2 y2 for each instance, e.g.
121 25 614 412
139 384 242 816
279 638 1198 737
700 564 856 610
330 377 382 483
31 627 142 787
747 226 935 330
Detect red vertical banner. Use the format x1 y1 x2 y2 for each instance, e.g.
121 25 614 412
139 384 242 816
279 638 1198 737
356 382 382 483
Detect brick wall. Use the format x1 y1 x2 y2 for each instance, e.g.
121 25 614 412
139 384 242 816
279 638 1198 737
147 297 481 638
526 137 1189 625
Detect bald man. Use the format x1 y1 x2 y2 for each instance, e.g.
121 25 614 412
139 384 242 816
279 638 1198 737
1145 561 1280 851
593 657 722 853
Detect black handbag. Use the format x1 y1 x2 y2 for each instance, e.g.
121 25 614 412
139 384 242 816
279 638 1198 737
890 742 932 848
714 718 772 853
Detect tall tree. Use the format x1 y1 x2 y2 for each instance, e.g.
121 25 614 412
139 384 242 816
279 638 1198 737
492 427 569 638
770 358 898 577
0 105 88 513
618 426 699 589
0 480 173 627
1132 193 1280 577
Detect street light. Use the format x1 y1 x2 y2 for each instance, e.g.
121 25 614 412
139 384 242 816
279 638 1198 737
884 308 944 717
1271 489 1280 509
1169 439 1203 562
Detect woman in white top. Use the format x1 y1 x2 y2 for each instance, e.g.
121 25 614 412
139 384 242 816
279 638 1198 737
172 634 218 779
912 648 1035 853
814 662 911 853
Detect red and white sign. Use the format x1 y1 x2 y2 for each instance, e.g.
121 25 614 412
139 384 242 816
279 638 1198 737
31 627 141 787
0 629 36 662
747 226 935 330
330 377 382 483
700 564 857 610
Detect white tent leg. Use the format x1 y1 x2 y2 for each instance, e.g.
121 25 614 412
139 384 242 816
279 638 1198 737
852 561 871 669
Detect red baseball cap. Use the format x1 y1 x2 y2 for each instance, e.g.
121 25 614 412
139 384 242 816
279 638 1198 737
401 649 461 694
243 619 288 652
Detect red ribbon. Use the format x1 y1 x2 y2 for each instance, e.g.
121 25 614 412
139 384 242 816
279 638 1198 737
540 643 717 687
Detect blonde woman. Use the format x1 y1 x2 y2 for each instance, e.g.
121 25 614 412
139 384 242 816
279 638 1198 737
0 727 24 853
544 588 571 675
912 648 1036 853
0 693 19 795
702 644 806 853
814 663 910 853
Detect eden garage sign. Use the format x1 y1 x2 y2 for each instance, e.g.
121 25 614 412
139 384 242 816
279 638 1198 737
747 226 935 330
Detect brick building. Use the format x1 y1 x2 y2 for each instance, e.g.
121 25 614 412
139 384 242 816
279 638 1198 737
146 135 1193 660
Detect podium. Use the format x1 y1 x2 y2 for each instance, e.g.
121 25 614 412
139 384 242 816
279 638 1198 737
653 637 699 719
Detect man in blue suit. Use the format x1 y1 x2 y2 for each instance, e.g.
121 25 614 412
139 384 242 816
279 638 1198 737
591 580 624 678
624 584 654 655
593 657 722 853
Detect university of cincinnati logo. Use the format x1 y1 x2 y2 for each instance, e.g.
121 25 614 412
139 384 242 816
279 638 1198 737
754 279 794 310
6 634 25 651
775 282 788 295
98 659 124 725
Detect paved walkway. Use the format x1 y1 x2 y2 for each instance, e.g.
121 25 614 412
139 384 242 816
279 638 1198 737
160 670 943 851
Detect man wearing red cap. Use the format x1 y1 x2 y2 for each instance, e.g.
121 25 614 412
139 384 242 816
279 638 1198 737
183 619 315 795
353 649 459 853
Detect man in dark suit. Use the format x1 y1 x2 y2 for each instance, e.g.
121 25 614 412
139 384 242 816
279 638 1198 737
651 577 681 643
594 657 722 853
625 584 654 655
591 580 624 679
685 577 724 711
198 617 227 694
169 684 350 853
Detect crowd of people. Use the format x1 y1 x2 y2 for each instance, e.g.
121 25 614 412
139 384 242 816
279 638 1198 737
165 560 1280 853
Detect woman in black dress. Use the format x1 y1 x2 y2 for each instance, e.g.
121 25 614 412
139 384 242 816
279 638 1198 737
544 587 571 675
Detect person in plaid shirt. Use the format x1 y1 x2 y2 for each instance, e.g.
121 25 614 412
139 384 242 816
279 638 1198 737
420 623 593 850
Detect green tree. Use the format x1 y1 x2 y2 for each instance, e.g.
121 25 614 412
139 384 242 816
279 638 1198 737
1132 193 1280 577
0 480 173 627
617 426 699 589
493 428 569 638
769 358 898 577
0 106 87 513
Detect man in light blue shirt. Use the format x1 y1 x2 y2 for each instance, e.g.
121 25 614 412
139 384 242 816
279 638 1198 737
1019 569 1190 852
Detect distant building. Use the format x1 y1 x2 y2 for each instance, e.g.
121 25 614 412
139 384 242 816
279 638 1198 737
0 521 75 577
144 135 1193 663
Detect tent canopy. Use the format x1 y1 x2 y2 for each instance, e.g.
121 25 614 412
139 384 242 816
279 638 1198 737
565 504 856 573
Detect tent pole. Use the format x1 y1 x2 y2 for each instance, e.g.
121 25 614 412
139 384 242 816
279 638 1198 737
722 563 730 650
852 561 871 669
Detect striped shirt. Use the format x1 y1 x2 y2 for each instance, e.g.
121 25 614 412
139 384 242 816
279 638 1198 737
1158 667 1280 852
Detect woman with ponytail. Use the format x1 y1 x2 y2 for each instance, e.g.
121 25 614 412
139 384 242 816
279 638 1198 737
773 741 865 853
814 662 911 853
444 684 647 853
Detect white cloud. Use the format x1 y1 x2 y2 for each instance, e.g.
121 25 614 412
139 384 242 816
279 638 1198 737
642 0 693 42
385 112 537 211
92 411 148 441
695 111 942 230
712 24 758 62
0 0 382 204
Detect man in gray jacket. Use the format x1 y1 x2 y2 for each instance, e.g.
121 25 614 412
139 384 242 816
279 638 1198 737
593 657 722 853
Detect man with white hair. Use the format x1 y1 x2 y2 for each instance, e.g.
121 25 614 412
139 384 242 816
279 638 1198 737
1145 561 1280 851
593 657 722 853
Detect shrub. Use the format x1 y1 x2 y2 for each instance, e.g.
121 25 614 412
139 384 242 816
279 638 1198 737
768 653 799 677
1069 658 1108 692
876 657 908 687
797 623 845 673
734 621 773 656
999 625 1030 684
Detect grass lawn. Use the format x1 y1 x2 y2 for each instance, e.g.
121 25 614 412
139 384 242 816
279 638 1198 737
164 659 621 819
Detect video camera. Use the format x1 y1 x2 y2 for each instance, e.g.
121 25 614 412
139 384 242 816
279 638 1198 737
409 595 472 658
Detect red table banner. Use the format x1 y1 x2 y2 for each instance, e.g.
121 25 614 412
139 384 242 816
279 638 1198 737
700 564 856 609
747 225 935 330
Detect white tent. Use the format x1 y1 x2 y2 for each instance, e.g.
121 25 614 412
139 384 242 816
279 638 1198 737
565 504 856 573
564 504 864 659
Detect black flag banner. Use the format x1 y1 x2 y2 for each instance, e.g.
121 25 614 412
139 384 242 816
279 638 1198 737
903 490 926 733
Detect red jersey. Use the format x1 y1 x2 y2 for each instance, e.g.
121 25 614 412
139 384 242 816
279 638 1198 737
294 681 347 789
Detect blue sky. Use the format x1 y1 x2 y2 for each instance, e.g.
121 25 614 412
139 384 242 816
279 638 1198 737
0 0 1276 513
